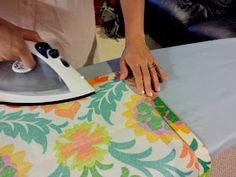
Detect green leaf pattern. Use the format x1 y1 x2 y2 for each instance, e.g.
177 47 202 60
0 110 68 153
109 140 193 177
48 164 70 177
78 79 128 125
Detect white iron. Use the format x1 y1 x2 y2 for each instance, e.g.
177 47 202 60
0 41 95 105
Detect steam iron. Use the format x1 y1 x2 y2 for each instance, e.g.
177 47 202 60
0 41 95 105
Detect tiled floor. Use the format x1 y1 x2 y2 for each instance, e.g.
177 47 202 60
95 27 161 63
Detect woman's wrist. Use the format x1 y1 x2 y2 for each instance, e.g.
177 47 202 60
125 33 146 46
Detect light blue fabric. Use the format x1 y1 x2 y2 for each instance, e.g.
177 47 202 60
79 38 236 154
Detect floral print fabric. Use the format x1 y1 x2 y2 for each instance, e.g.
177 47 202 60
0 73 211 177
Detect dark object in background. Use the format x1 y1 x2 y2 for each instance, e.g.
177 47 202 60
101 0 125 39
145 0 236 47
94 0 105 26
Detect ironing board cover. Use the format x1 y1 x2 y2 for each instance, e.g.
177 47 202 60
0 73 211 177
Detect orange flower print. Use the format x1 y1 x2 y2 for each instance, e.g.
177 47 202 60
55 122 111 171
30 101 81 120
88 75 109 87
180 142 200 170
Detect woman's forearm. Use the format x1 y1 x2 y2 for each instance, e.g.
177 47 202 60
120 0 146 45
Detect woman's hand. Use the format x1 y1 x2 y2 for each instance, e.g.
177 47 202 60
120 38 168 97
0 18 42 68
119 0 168 97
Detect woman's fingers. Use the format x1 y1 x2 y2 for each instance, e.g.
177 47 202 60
127 60 168 96
130 64 144 94
131 62 161 96
131 61 166 96
120 42 168 96
120 59 129 80
17 41 36 68
140 64 153 96
149 63 160 92
127 60 165 96
19 27 43 42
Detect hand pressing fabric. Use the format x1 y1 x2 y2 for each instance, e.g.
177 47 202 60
120 38 168 97
120 0 168 96
0 17 42 68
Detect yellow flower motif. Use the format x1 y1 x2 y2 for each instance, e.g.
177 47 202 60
30 101 82 119
55 122 111 171
0 144 32 177
123 95 190 144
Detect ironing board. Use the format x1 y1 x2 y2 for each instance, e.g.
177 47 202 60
1 38 236 177
80 38 236 155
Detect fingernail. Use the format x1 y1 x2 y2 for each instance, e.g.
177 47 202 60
149 92 153 97
120 73 125 79
140 90 145 95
